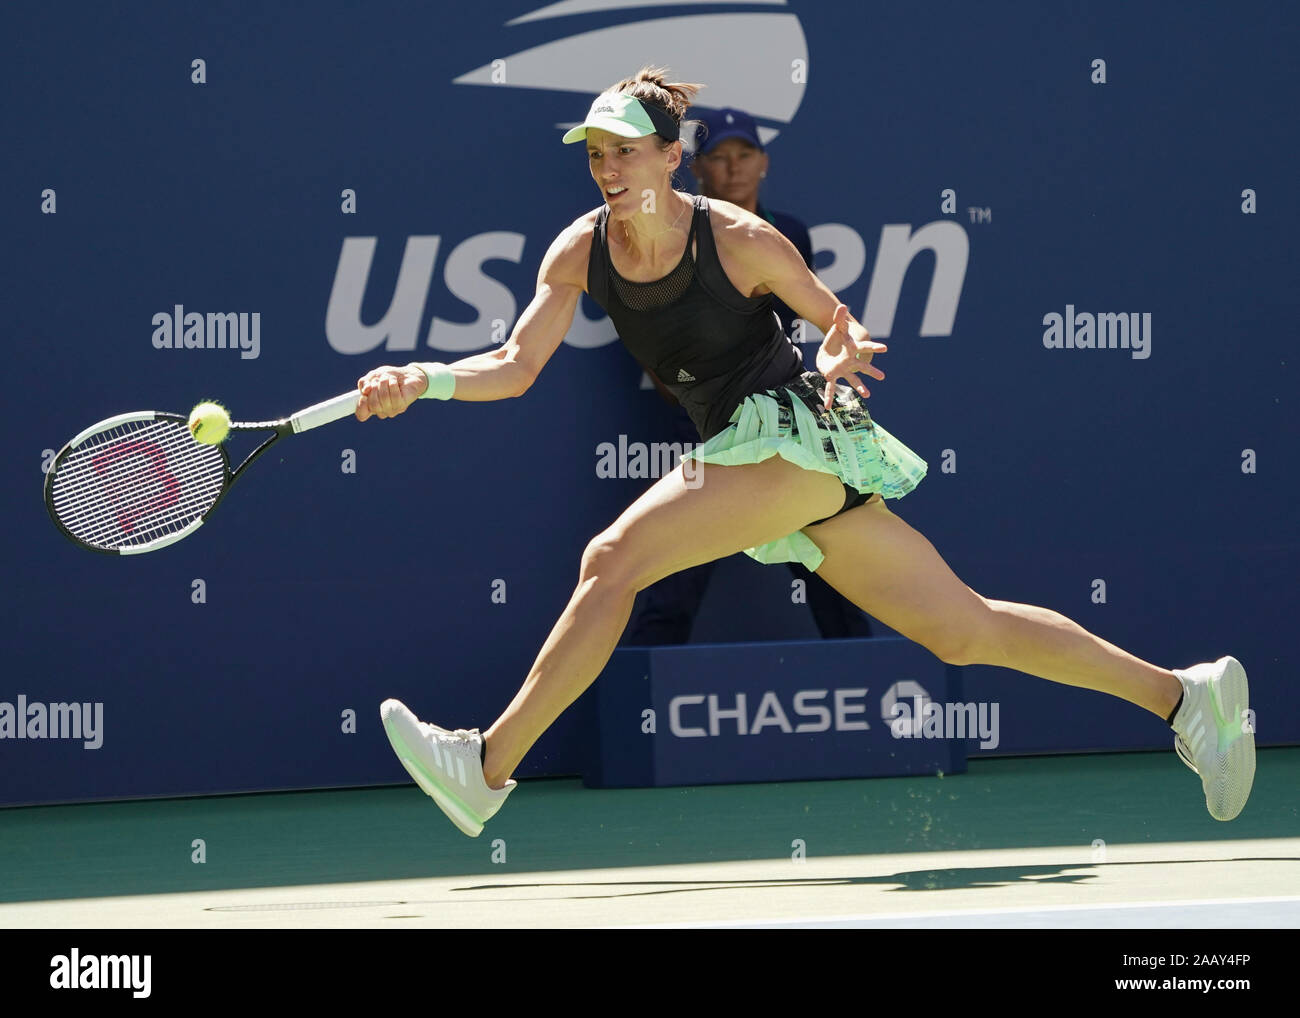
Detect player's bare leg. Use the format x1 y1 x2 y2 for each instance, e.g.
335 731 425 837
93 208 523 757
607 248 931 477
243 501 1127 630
480 456 845 787
808 497 1254 819
807 496 1181 715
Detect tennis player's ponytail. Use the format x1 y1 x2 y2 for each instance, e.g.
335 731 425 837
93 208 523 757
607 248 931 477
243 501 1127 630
609 66 703 143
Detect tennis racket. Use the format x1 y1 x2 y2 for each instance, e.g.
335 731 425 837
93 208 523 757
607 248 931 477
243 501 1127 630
44 390 360 554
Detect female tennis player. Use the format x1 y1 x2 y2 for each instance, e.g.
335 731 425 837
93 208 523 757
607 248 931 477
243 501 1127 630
356 68 1255 836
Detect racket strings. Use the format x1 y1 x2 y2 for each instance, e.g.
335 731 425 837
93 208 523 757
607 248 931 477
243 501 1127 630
50 419 226 550
53 432 222 546
53 423 221 539
52 435 214 542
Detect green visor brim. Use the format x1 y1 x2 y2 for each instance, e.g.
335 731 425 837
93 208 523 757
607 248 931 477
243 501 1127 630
562 117 656 144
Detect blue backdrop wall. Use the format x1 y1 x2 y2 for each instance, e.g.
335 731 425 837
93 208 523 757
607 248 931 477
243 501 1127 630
4 0 1296 805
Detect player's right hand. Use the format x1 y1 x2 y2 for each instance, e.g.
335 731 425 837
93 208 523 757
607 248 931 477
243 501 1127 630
355 364 428 421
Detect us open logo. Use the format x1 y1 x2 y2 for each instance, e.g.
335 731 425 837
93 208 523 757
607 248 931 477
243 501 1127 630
454 2 809 146
325 1 968 359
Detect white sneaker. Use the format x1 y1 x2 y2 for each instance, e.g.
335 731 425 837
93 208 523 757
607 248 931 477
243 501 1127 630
380 699 515 837
1170 656 1255 821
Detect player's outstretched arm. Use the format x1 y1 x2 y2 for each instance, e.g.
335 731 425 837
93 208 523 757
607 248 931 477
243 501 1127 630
731 216 887 409
355 218 590 421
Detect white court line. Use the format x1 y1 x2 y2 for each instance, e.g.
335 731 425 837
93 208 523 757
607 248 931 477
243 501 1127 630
620 894 1300 929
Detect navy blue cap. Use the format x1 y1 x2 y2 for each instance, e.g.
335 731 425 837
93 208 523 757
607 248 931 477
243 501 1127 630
692 107 764 154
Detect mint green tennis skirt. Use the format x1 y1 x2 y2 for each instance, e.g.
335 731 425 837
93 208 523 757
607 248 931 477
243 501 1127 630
681 371 927 571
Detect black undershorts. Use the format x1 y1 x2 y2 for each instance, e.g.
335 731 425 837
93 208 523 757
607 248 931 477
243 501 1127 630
807 482 874 527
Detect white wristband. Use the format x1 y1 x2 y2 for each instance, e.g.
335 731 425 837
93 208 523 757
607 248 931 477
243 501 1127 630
414 362 456 400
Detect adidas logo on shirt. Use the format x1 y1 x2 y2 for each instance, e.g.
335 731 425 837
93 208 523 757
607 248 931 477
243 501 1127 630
677 368 696 383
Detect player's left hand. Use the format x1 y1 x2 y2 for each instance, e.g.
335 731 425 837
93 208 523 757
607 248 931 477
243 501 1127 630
815 303 886 409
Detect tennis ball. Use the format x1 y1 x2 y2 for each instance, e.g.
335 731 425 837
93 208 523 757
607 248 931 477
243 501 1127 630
188 401 231 444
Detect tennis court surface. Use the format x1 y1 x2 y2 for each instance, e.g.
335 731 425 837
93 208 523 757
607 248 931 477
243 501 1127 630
2 749 1296 929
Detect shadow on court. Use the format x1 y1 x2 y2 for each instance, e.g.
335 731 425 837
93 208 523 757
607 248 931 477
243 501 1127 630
444 857 1300 900
1 749 1297 904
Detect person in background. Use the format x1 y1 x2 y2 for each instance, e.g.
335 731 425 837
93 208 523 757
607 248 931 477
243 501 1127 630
623 105 874 645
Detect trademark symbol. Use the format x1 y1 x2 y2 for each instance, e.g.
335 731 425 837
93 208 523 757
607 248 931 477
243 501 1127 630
967 207 991 224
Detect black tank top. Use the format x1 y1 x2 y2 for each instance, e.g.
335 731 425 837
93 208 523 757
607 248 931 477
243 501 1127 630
587 194 804 440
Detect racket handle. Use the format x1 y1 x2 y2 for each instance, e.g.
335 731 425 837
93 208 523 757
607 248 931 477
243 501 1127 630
290 391 361 434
